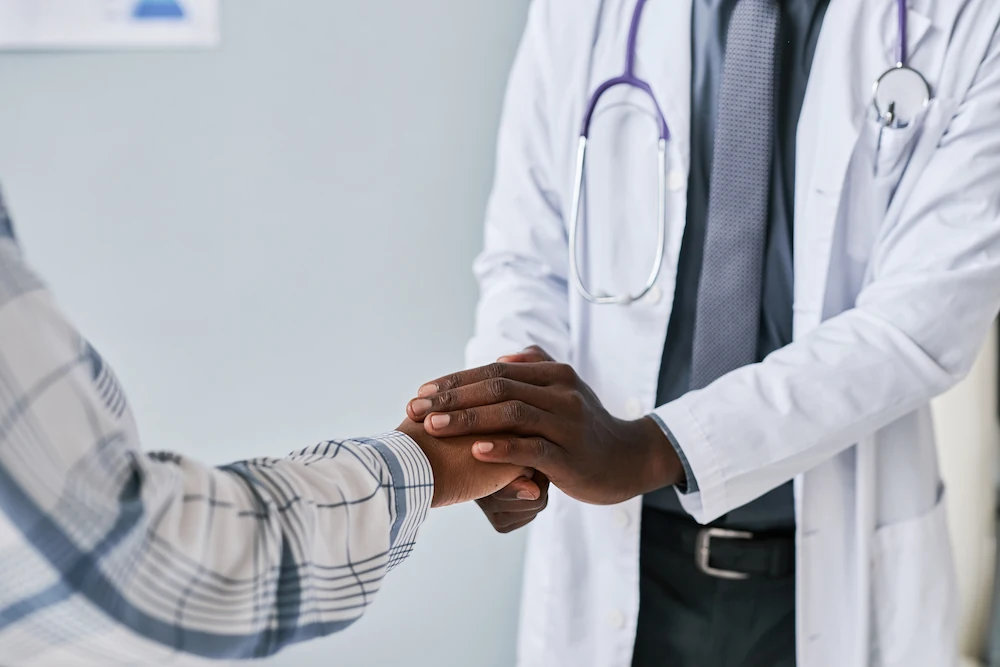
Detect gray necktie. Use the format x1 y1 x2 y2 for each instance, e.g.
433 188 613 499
690 0 782 390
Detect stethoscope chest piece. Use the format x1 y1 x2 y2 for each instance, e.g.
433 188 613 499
873 64 931 128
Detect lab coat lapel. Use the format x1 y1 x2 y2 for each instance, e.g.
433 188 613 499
793 0 932 334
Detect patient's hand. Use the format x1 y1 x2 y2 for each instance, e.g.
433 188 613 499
397 419 533 508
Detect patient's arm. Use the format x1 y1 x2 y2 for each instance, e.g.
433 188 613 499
0 232 524 663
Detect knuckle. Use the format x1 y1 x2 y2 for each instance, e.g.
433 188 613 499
567 390 586 413
502 437 519 456
503 400 529 423
554 363 576 383
484 362 507 380
460 409 478 428
530 438 549 459
485 378 508 401
439 373 461 391
435 391 455 409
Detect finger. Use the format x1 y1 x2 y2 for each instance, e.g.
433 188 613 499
408 378 558 421
422 401 557 440
478 496 547 515
483 471 550 506
478 493 547 515
491 476 543 502
493 515 537 534
416 360 571 398
496 471 549 510
471 436 563 473
497 345 555 364
490 509 544 529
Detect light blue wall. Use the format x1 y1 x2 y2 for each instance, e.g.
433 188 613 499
0 1 531 664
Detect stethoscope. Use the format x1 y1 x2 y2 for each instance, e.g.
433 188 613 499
568 0 931 306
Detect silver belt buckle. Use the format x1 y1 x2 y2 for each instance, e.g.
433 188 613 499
695 527 754 580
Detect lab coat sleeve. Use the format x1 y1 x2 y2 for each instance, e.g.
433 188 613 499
0 238 433 661
466 0 571 367
649 413 699 494
655 26 1000 524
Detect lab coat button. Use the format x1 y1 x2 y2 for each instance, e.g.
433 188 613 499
667 170 686 192
615 509 631 528
608 609 626 630
624 398 643 420
642 286 662 305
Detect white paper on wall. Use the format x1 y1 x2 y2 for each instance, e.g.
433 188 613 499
0 0 219 50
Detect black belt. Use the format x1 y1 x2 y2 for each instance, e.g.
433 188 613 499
642 506 795 580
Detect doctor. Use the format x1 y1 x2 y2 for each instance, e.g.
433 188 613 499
407 0 1000 665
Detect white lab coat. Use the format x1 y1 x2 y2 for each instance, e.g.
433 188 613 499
467 0 1000 665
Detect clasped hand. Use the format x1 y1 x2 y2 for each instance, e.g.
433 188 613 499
406 347 682 532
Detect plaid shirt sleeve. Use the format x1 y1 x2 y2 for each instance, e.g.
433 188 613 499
0 229 434 664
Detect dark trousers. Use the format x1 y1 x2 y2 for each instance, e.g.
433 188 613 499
631 507 796 667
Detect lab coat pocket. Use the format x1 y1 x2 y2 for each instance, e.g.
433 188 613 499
871 487 959 667
840 102 936 267
873 111 928 176
869 101 935 203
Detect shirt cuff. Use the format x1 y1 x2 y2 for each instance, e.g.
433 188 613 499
648 413 699 494
359 431 434 571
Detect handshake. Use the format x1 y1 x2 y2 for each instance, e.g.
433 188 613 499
397 347 684 532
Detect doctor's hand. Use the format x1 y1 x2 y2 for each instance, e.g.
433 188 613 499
406 347 684 506
474 470 550 534
396 419 533 508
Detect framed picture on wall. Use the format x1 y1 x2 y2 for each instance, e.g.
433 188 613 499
0 0 220 50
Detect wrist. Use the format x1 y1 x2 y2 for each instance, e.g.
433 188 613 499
625 416 684 495
396 420 446 507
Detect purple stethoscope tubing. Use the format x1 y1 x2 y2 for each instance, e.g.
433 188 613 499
569 0 667 305
896 0 908 67
579 0 669 141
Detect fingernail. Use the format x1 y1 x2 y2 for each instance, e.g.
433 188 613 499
517 490 537 501
410 399 433 416
417 383 438 398
474 441 494 455
429 414 450 430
